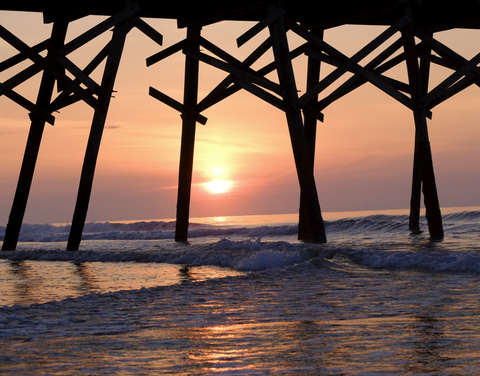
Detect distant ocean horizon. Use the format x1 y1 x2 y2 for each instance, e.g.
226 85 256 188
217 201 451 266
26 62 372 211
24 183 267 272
41 204 480 228
2 205 480 374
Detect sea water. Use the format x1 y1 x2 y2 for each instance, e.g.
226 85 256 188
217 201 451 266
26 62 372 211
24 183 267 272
1 207 480 374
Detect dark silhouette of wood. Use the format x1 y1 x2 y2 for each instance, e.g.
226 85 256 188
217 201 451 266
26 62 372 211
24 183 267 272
5 1 480 248
409 34 432 233
299 27 323 241
2 21 68 251
269 11 326 243
67 20 130 250
174 26 202 242
401 12 444 239
409 144 422 233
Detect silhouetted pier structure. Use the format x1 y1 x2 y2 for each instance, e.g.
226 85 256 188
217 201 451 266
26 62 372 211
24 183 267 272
2 0 480 250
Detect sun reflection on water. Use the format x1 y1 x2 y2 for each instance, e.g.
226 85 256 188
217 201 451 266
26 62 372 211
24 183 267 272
187 323 260 373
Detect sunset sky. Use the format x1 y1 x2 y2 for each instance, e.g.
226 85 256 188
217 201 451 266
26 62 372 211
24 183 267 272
1 10 480 224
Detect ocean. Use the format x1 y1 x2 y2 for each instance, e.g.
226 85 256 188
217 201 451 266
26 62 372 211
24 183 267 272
1 207 480 375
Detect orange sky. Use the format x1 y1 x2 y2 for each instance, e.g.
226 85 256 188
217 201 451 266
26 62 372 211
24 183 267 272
1 11 480 224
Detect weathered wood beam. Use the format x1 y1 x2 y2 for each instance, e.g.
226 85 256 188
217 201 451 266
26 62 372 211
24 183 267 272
299 27 323 241
306 42 434 118
50 42 111 111
130 15 163 46
422 50 480 110
305 46 409 95
315 38 405 111
232 76 285 111
56 55 100 94
410 33 432 233
185 49 283 96
196 38 272 112
0 25 102 108
175 26 201 242
51 17 161 112
146 40 187 67
3 88 55 125
2 21 68 251
304 47 416 112
236 6 285 47
200 36 286 96
0 2 140 97
0 40 47 73
67 20 130 251
402 17 444 239
197 40 306 112
426 75 476 111
409 141 422 233
269 12 326 244
292 15 411 107
149 86 207 124
416 29 480 82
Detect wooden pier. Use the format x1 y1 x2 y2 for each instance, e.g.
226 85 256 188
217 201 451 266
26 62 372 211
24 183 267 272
2 0 480 250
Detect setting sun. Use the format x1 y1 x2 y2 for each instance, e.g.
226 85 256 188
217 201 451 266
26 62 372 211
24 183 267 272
205 179 230 194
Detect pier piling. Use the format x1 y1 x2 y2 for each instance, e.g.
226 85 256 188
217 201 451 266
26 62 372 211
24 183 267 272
401 16 444 239
67 20 129 251
2 21 68 251
174 26 202 242
269 13 326 243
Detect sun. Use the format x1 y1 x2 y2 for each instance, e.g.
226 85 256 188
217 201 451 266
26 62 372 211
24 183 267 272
205 179 230 194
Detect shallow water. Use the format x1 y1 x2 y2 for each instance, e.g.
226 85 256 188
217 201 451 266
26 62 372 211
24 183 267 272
0 260 244 306
2 262 480 374
2 209 480 374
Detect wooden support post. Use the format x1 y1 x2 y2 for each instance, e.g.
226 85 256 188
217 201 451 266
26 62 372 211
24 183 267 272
269 14 326 243
67 20 129 251
402 21 444 239
409 34 431 233
299 27 323 240
174 26 201 242
409 143 422 233
2 21 68 251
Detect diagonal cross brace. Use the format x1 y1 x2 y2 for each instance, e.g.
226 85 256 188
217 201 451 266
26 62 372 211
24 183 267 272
291 15 411 108
197 37 272 112
0 2 140 99
149 86 207 125
184 48 284 96
236 6 285 47
49 42 111 112
0 40 47 73
0 86 55 125
49 16 162 112
0 24 100 108
312 38 406 110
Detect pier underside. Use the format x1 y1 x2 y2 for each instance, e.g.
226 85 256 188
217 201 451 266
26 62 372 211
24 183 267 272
3 0 480 249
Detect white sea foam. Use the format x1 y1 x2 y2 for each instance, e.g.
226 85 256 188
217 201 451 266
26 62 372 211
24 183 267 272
0 211 480 275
